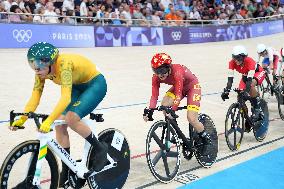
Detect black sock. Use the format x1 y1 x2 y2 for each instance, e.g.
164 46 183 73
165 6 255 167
85 133 102 149
61 147 70 173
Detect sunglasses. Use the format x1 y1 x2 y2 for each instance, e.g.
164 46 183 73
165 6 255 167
153 66 169 75
258 51 266 56
232 55 244 62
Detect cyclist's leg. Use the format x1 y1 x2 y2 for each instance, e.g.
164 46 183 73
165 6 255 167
65 74 108 172
55 115 69 147
162 87 180 117
186 82 211 148
250 71 266 120
162 89 179 143
238 78 254 130
186 82 201 132
272 55 280 85
162 88 175 106
57 89 81 187
251 69 265 97
58 86 82 147
274 55 281 77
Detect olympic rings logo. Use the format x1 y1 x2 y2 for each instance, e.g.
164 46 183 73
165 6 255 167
12 29 32 42
171 31 182 41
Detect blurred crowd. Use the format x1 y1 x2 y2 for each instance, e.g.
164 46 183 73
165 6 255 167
0 0 284 26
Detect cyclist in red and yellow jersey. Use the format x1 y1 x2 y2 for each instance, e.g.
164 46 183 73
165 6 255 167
10 42 108 187
143 53 212 152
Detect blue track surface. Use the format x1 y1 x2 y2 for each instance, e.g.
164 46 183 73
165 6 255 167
178 147 284 189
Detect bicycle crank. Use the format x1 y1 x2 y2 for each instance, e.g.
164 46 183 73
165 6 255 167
67 169 86 189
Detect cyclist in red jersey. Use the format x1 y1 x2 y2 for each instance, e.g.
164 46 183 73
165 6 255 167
221 45 266 121
143 53 211 151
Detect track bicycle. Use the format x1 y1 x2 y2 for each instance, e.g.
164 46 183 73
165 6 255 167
145 106 218 183
0 111 130 189
225 89 269 151
258 67 284 120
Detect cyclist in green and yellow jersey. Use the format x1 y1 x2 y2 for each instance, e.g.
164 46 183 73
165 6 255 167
10 42 108 187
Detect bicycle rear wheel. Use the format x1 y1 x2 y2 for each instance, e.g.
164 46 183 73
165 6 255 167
0 140 58 189
225 103 245 151
146 121 181 183
253 99 270 142
195 114 218 168
87 128 130 189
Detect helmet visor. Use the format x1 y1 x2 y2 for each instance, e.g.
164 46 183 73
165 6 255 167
28 57 52 70
153 66 169 75
258 49 266 55
232 54 244 62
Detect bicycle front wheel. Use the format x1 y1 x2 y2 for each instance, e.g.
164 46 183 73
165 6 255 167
146 121 181 183
0 140 59 189
225 103 245 151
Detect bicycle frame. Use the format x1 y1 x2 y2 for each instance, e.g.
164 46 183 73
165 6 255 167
263 70 274 93
165 118 194 150
152 105 195 151
32 119 117 186
235 92 256 128
262 68 284 92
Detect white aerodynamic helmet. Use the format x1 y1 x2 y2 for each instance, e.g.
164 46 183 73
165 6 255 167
232 45 248 57
257 44 266 54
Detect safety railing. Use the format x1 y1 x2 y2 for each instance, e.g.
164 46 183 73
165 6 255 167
0 12 284 27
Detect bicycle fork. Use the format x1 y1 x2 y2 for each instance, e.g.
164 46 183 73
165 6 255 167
32 132 51 186
32 132 82 186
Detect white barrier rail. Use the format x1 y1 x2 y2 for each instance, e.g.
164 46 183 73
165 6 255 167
0 12 284 27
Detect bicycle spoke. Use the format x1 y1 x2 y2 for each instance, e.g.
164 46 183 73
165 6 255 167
162 154 170 177
152 132 165 150
152 150 163 166
166 151 179 158
234 127 237 147
230 107 237 120
236 115 243 133
26 152 37 177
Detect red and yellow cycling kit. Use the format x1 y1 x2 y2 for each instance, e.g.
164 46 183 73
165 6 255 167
149 64 201 112
22 54 101 126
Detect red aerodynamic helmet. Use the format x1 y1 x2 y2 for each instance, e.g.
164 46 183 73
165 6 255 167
151 53 172 69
